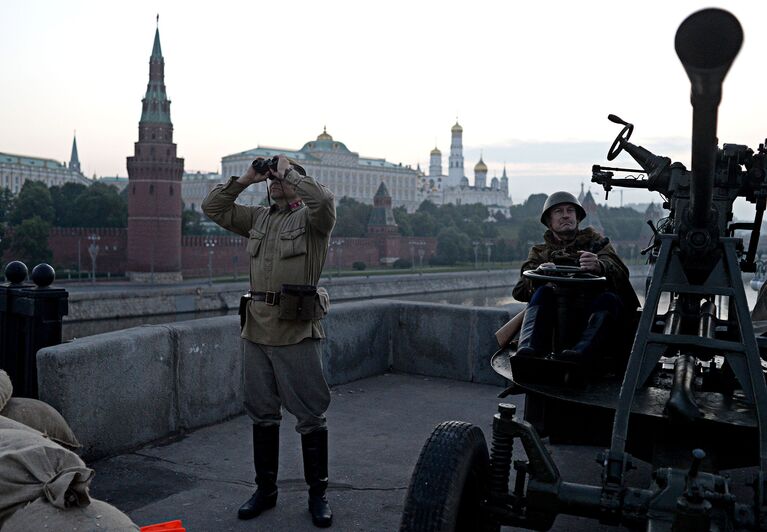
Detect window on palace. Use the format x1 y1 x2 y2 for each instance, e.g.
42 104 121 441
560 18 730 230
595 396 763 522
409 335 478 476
169 185 174 196
149 184 154 195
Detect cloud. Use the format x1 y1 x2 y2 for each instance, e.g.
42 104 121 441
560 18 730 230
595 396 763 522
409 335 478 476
463 137 691 168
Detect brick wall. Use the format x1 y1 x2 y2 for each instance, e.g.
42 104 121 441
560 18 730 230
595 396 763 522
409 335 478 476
43 229 436 278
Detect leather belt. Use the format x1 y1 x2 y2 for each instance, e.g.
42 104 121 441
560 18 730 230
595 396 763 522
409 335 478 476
249 290 280 305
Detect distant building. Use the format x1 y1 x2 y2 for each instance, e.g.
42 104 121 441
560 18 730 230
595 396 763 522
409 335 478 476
0 135 91 192
579 188 604 234
221 127 420 211
180 170 267 213
419 122 512 219
181 171 221 212
97 176 129 192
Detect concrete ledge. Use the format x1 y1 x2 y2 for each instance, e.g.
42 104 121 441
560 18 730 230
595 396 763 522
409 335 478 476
38 299 518 459
170 317 243 430
392 302 522 386
64 269 520 322
321 299 396 386
37 326 176 459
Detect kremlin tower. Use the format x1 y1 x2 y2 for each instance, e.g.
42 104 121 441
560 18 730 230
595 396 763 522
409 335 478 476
126 21 184 282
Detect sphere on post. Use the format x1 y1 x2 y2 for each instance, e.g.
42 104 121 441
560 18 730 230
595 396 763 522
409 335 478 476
31 263 56 288
4 261 28 285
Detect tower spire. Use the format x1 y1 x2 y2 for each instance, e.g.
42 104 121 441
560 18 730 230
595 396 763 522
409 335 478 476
143 23 170 124
69 132 81 174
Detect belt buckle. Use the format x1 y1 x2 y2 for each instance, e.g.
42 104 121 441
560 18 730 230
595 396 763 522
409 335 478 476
265 291 277 306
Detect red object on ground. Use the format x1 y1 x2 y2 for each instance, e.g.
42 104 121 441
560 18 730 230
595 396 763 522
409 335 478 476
140 520 185 531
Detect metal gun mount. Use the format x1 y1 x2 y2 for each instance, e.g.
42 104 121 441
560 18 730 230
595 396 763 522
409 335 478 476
400 8 767 532
592 115 767 275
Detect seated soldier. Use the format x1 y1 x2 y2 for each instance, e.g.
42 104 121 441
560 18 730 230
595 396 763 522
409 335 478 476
512 191 640 363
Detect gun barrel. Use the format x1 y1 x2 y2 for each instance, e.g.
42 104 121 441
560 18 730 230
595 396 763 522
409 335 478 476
675 9 742 228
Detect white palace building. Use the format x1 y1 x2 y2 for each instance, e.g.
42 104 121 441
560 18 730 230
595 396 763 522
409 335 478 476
217 122 512 218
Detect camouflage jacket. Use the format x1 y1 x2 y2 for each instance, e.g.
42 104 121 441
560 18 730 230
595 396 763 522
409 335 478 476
512 227 640 312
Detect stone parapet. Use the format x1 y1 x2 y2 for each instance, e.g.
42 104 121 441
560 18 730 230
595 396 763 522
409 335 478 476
37 299 522 459
64 269 518 322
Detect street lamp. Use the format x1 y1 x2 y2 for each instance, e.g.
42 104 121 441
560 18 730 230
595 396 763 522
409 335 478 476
87 234 100 284
329 239 344 277
77 236 82 280
484 241 494 268
409 240 426 272
472 240 480 269
205 238 216 286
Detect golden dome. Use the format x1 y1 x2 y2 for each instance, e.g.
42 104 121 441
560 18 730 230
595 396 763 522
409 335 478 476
451 121 463 133
430 146 441 155
474 157 487 172
317 126 333 141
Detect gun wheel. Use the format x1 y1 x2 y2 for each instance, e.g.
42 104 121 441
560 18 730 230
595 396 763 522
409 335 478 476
400 421 498 532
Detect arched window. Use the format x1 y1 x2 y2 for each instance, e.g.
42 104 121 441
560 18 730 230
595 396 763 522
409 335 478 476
149 184 154 195
169 185 174 196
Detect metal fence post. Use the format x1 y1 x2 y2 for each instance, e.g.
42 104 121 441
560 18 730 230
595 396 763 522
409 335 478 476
0 262 68 398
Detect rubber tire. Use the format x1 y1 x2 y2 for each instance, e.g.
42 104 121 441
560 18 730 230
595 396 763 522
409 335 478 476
400 421 498 532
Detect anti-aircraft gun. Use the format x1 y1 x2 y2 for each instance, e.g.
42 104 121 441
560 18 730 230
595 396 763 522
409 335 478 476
400 8 767 531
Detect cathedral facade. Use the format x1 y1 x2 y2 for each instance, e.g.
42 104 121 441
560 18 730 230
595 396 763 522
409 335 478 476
418 121 512 219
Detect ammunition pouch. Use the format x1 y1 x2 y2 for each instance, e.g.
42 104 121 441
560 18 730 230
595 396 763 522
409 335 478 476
278 284 329 321
239 293 251 330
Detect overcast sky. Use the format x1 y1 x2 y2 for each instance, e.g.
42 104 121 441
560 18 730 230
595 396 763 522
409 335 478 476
2 0 767 218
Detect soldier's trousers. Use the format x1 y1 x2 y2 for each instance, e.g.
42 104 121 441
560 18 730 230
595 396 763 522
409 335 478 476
241 337 331 435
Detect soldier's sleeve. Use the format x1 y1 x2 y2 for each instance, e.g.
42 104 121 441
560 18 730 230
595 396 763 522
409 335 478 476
597 243 631 286
512 247 543 302
201 177 260 237
284 169 336 235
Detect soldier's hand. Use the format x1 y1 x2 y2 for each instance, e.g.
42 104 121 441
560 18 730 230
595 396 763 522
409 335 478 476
238 159 267 186
540 262 556 269
578 251 602 273
269 155 291 180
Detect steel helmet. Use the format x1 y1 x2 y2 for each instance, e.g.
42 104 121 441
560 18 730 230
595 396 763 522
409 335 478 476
540 191 586 226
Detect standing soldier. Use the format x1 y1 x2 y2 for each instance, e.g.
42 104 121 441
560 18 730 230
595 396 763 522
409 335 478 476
202 154 336 528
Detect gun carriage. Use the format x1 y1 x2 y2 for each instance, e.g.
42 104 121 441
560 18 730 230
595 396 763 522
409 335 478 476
400 8 767 531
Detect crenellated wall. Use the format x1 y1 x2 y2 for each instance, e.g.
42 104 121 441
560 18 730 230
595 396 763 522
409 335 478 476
42 228 437 278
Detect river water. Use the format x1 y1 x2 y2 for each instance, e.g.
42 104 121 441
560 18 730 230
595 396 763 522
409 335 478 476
61 276 762 341
394 278 760 309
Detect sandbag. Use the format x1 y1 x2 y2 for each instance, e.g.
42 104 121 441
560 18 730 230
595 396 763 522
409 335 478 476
0 428 93 525
2 497 139 532
1 396 81 449
0 369 11 411
0 414 42 436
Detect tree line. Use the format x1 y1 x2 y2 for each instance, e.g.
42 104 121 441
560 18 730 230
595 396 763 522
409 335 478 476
0 181 653 270
334 195 651 266
0 181 127 266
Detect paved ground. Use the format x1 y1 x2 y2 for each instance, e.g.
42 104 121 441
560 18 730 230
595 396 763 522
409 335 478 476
88 373 758 531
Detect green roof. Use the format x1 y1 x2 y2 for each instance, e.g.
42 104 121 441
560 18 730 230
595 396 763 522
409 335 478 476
223 146 319 163
0 152 65 170
152 28 162 58
140 27 172 124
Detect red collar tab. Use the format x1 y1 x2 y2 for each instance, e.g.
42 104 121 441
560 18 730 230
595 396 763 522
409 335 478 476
288 200 303 210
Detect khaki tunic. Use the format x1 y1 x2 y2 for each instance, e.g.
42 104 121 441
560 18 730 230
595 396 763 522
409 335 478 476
512 226 640 313
202 169 336 346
